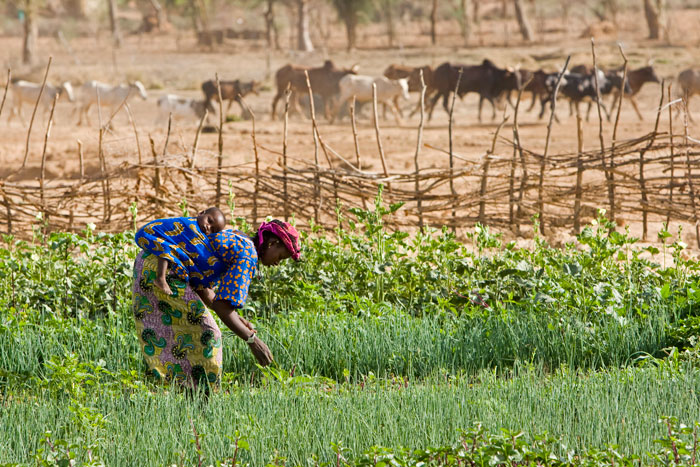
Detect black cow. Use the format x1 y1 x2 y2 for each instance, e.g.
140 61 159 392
427 59 517 122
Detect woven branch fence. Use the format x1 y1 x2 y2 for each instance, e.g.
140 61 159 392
1 72 700 246
2 126 700 245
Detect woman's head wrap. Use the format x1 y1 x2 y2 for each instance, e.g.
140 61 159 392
256 220 301 261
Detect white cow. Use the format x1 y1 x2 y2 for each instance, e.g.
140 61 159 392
76 80 148 126
7 80 75 122
332 75 410 124
156 94 215 125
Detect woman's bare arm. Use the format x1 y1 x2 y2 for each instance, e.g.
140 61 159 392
195 288 255 332
210 299 272 366
195 287 216 309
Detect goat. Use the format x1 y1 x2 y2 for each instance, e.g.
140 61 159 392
76 80 148 126
7 80 75 122
156 94 215 125
383 64 435 117
201 79 259 116
332 75 409 125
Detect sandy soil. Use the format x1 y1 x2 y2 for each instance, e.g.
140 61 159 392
2 3 700 248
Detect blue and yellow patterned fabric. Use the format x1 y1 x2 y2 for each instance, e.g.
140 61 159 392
135 217 225 290
210 230 258 308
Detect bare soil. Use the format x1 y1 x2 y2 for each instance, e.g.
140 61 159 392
2 3 700 249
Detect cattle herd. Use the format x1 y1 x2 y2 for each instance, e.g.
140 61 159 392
3 58 700 126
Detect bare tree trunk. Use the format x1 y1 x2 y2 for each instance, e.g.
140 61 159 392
513 0 533 42
430 0 438 45
107 0 122 48
264 0 280 50
643 0 666 40
383 0 395 48
296 0 313 51
188 0 202 32
459 0 471 44
604 0 618 25
22 0 38 65
64 0 87 17
149 0 164 29
342 8 358 51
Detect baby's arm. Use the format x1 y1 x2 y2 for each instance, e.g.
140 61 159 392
154 257 174 295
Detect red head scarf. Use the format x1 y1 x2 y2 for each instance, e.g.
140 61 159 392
256 220 301 261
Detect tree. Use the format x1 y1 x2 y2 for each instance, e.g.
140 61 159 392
331 0 372 51
264 0 280 49
22 0 38 65
107 0 122 48
296 0 313 51
430 0 438 45
513 0 532 42
643 0 666 40
379 0 397 48
64 0 87 17
457 0 471 44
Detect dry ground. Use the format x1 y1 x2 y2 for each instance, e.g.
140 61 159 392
2 4 700 248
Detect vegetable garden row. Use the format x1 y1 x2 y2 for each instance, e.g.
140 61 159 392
1 194 700 465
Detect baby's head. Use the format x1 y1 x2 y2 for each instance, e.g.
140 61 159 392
197 207 226 235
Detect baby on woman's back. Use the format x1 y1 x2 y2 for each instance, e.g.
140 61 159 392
135 207 226 295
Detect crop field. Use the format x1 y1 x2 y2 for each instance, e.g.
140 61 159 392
2 200 700 465
3 0 700 465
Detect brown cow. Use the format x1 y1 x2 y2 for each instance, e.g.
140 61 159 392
201 79 260 115
607 65 660 120
271 60 358 120
383 64 435 117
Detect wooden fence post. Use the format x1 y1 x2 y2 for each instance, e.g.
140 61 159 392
591 39 615 223
0 69 10 120
149 135 160 208
2 187 11 235
639 80 665 240
125 103 143 193
215 73 224 208
510 72 529 231
681 95 700 248
20 57 52 172
238 97 259 226
414 70 427 230
479 114 508 224
304 71 321 223
283 87 291 222
448 68 463 231
539 56 570 234
372 82 391 192
40 94 58 224
667 83 675 227
350 95 367 209
574 115 584 233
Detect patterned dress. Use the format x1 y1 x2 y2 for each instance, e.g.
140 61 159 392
132 252 223 390
134 217 225 290
131 227 258 391
210 230 258 308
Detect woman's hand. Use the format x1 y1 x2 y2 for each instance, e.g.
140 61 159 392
211 299 271 365
247 335 273 366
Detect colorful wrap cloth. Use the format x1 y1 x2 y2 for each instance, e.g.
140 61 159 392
134 216 225 290
131 251 222 390
210 230 258 308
